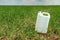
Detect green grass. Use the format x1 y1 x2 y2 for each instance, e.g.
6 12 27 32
0 6 60 40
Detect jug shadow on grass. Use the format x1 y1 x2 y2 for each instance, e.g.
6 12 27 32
37 29 59 40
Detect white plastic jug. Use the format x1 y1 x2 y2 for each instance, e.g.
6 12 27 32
35 11 50 33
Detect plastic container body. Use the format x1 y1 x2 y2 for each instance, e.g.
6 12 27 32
35 11 50 33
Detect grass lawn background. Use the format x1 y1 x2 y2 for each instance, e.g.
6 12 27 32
0 6 60 40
